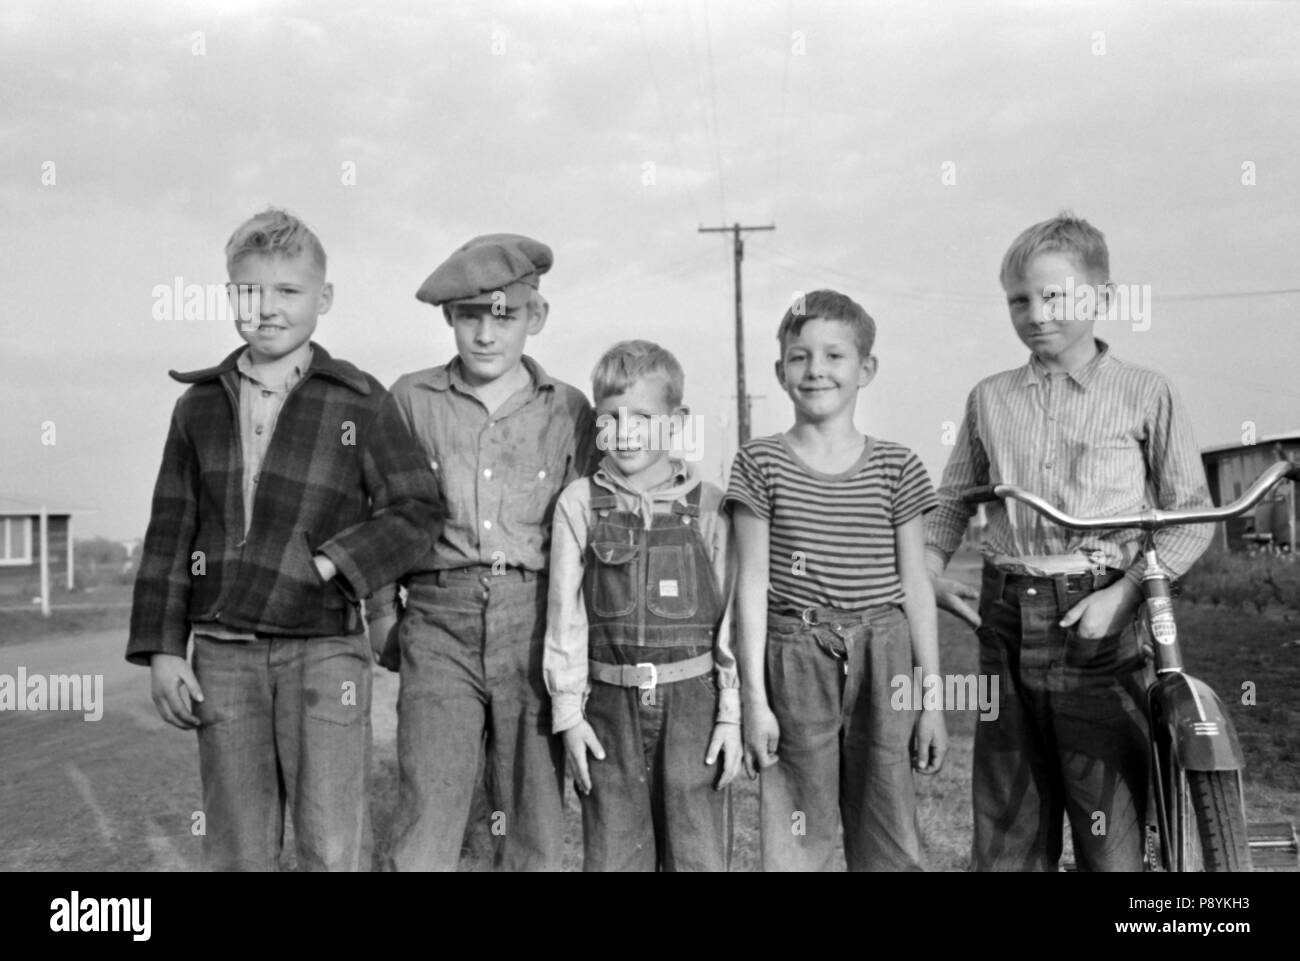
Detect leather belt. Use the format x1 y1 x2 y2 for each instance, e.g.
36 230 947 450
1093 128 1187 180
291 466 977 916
588 652 714 689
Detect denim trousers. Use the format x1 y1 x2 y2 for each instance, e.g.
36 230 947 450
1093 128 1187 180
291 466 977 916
972 563 1151 871
386 570 566 871
760 605 923 872
192 632 374 871
582 655 730 872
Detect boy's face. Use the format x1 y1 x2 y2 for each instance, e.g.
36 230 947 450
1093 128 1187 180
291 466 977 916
228 251 330 364
595 374 682 484
446 299 546 387
1004 251 1103 366
776 318 876 422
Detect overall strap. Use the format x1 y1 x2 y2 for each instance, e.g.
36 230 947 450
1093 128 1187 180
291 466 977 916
671 483 702 519
589 477 619 514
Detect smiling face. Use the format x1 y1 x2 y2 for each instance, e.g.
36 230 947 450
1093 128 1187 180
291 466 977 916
446 297 546 387
776 317 876 424
1004 250 1103 371
595 374 681 487
228 251 331 363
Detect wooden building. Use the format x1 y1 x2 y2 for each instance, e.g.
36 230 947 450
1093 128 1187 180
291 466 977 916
0 497 76 599
1200 430 1300 552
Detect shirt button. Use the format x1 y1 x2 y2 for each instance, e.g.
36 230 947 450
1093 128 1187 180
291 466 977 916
261 390 272 398
537 469 547 480
255 425 264 435
1025 587 1037 596
484 468 492 479
489 421 496 428
483 520 492 530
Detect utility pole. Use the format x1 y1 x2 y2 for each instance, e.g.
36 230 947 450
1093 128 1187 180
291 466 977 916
699 221 774 445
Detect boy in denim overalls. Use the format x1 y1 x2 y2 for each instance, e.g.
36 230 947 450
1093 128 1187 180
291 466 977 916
545 340 742 871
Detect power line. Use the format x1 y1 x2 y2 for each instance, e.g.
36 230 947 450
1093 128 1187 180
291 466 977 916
629 0 701 225
701 0 727 221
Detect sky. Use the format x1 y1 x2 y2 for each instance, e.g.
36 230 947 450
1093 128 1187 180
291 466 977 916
1 0 1297 540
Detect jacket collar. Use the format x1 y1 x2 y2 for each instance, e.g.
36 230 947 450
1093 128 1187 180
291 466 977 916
169 342 372 395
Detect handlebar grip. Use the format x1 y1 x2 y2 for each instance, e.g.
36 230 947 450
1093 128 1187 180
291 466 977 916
963 485 1000 504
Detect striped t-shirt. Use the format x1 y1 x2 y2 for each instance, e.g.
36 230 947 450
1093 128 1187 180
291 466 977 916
725 434 938 611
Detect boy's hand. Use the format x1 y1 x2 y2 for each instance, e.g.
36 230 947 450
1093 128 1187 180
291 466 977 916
912 708 948 775
742 705 780 779
704 721 742 790
562 721 606 796
930 574 980 628
1060 579 1142 639
150 653 204 730
368 613 401 671
312 554 337 582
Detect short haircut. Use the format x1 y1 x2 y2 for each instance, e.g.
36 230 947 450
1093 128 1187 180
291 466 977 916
777 289 876 358
591 340 685 408
225 207 327 276
1000 210 1109 286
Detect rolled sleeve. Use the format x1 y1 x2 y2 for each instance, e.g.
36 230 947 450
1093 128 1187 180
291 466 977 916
543 483 594 733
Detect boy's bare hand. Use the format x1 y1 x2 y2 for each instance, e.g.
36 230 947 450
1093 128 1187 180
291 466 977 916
150 653 204 730
1060 579 1142 639
742 705 780 779
931 574 980 628
705 721 742 789
368 613 401 671
562 721 606 796
912 708 948 775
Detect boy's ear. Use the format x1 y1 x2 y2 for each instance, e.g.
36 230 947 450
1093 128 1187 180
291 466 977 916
858 353 878 388
527 297 549 335
774 359 787 388
317 281 334 316
442 305 454 327
1093 281 1114 321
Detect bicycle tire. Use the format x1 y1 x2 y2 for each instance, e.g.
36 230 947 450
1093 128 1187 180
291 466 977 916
1187 770 1252 872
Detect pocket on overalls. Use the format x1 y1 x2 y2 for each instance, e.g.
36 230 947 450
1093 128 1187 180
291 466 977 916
590 538 639 618
645 543 699 619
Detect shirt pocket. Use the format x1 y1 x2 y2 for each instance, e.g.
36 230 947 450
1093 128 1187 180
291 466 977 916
589 537 639 618
645 543 699 619
1089 439 1146 506
506 461 556 526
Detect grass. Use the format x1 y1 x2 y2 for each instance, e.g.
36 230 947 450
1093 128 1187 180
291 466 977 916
1179 547 1300 613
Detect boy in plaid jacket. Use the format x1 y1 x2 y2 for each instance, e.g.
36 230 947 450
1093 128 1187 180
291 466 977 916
127 208 443 871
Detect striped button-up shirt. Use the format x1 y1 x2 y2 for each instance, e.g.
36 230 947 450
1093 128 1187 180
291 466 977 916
924 340 1214 585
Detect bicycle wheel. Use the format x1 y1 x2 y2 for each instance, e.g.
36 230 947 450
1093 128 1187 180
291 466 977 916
1186 770 1252 872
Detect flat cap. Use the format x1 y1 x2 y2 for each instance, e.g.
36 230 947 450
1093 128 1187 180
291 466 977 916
416 233 553 307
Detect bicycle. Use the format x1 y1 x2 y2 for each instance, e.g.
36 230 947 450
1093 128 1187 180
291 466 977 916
964 456 1300 872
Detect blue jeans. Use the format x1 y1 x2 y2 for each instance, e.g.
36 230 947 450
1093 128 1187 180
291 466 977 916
760 605 923 872
386 569 566 871
972 563 1151 871
192 632 374 871
582 659 731 872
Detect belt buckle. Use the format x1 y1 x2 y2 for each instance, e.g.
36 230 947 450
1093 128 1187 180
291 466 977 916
800 606 820 627
635 662 658 691
635 662 658 706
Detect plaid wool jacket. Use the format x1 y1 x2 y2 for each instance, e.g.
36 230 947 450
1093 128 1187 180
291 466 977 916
126 343 444 665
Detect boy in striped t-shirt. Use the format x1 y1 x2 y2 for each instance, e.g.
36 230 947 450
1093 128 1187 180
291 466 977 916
726 289 947 872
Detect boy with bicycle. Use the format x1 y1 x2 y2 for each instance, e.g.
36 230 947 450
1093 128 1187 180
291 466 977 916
925 212 1214 871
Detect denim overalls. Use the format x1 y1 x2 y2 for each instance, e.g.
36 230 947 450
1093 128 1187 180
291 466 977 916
579 479 731 871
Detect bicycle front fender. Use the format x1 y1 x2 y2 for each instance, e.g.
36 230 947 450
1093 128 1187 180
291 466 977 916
1148 672 1245 772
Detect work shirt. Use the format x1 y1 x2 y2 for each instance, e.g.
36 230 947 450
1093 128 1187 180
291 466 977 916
196 347 312 642
368 355 597 619
924 340 1214 585
544 458 740 732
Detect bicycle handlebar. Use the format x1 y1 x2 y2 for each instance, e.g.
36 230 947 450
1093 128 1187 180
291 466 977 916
962 460 1299 532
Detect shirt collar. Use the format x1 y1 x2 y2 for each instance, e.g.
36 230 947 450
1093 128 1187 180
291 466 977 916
1018 338 1112 390
170 342 371 395
593 456 694 498
235 345 313 391
422 354 556 394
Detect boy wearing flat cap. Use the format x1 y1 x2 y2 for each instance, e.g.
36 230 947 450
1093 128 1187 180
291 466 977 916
372 233 598 871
